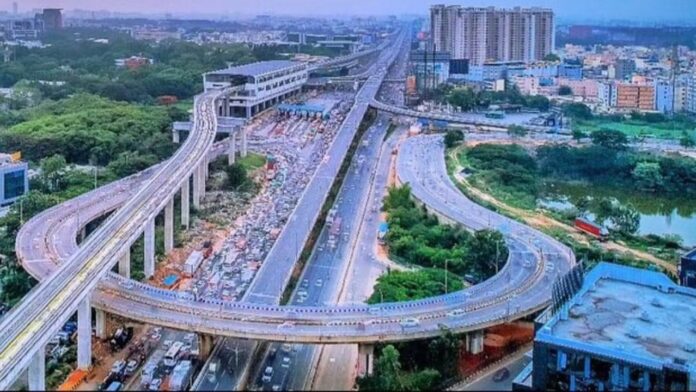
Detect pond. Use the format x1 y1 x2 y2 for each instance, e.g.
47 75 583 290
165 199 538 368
539 182 696 247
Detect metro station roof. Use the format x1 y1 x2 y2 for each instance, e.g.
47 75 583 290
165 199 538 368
536 262 696 371
209 60 303 77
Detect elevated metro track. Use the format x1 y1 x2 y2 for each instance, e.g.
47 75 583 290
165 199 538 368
0 89 224 388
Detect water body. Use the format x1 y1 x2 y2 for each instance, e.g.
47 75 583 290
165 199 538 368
539 182 696 247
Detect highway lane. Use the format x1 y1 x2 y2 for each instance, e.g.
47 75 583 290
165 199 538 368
244 31 406 305
255 114 392 391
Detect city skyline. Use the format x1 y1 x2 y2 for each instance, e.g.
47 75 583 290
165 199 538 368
1 0 696 23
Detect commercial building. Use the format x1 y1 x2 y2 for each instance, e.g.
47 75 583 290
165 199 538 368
616 83 655 111
131 29 182 42
598 81 655 112
686 75 696 115
514 262 696 391
654 81 675 114
114 56 153 70
204 60 308 119
431 5 554 65
609 58 636 81
41 8 62 31
0 153 28 207
409 49 451 93
681 249 696 288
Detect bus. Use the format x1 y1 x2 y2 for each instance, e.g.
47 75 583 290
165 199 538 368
164 341 184 367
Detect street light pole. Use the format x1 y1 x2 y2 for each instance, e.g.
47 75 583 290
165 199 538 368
445 259 449 294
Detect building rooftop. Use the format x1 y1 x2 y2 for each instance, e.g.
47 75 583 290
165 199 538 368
537 263 696 372
209 60 303 77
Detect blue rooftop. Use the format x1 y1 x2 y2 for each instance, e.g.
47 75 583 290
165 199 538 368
537 263 696 373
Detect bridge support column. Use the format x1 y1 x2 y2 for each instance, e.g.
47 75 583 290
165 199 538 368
118 250 130 278
144 219 155 279
198 334 215 361
172 130 180 144
28 348 45 391
465 330 485 355
77 298 92 369
228 132 237 165
164 198 174 253
192 166 201 209
181 178 190 228
241 128 248 157
199 163 206 199
95 309 107 339
358 344 374 377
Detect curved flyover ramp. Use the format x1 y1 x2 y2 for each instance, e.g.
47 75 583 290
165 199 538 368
14 132 574 346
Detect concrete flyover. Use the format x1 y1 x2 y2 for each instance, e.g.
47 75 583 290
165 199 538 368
369 99 565 132
0 29 406 389
0 29 575 387
0 89 224 389
14 130 574 346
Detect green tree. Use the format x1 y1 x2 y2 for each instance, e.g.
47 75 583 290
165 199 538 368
447 88 476 112
508 125 529 138
525 95 550 111
571 129 587 141
562 103 593 120
558 85 573 96
468 229 508 279
590 129 629 150
39 154 67 192
543 53 561 62
679 131 696 149
610 204 641 235
225 163 248 190
444 130 464 148
427 327 462 378
632 161 664 192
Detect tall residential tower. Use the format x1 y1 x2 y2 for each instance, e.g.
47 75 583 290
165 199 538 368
430 5 555 65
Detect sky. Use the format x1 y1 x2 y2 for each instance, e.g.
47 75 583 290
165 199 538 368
2 0 696 23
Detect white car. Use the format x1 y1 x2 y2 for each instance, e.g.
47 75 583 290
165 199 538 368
400 318 420 328
277 321 295 330
447 309 466 317
281 356 291 368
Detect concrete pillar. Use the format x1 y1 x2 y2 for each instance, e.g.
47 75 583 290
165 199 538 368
241 128 248 158
79 227 87 243
228 132 237 165
198 164 206 199
181 178 190 228
28 349 45 391
77 298 92 369
465 330 485 355
192 166 201 209
172 130 180 144
164 198 174 253
95 309 107 339
198 334 214 361
118 250 130 279
144 218 155 279
358 344 374 376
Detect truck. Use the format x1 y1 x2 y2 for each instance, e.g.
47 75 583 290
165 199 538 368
109 326 133 352
328 217 342 249
574 217 608 241
183 251 204 277
169 360 194 391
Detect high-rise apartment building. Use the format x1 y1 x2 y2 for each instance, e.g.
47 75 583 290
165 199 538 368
41 8 63 31
430 5 554 65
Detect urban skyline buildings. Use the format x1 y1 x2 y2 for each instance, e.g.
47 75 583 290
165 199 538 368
430 4 554 65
